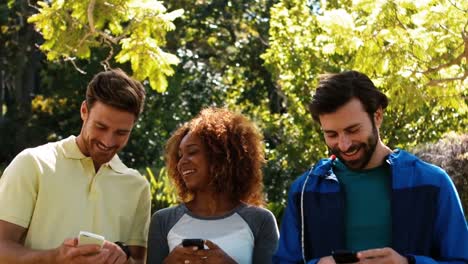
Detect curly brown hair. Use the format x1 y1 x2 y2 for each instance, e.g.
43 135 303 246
165 107 265 206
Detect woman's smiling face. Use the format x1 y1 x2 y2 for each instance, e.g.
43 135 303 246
177 132 211 192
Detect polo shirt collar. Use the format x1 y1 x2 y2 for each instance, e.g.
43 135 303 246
107 155 130 174
61 135 86 159
61 135 128 174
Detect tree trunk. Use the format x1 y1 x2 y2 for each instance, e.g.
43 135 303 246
0 0 41 166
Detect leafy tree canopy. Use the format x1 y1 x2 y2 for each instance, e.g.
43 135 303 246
259 0 467 206
262 0 467 146
27 0 183 92
264 0 467 111
2 0 467 216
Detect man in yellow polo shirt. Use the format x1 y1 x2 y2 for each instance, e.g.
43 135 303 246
0 69 151 264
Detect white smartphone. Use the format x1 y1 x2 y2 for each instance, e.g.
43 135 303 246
77 231 105 248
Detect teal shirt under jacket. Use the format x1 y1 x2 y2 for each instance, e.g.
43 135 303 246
273 150 468 264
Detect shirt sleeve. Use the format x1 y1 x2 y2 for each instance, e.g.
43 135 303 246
146 210 171 264
127 181 151 247
252 208 280 264
425 169 468 264
0 150 39 228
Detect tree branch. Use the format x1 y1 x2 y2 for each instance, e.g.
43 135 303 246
64 57 87 74
391 2 407 30
447 0 468 13
100 38 114 71
423 30 468 75
87 0 96 33
75 32 93 52
426 71 468 86
87 0 118 49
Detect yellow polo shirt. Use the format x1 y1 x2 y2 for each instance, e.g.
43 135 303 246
0 136 151 250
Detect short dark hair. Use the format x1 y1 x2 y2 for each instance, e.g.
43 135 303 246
309 70 388 122
86 68 146 119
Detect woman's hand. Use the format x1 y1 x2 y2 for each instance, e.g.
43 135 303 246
162 244 200 264
163 240 237 264
191 240 237 264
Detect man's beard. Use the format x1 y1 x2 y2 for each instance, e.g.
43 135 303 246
82 130 117 166
330 124 379 170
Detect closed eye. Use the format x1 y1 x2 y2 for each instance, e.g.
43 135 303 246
178 147 199 159
116 130 130 136
345 125 361 134
187 149 198 155
95 121 108 130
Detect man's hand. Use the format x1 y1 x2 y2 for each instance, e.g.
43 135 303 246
317 247 407 264
60 239 136 264
0 220 131 264
54 238 103 263
358 247 408 264
99 241 129 264
317 256 337 264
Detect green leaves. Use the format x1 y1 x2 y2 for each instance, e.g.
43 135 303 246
145 167 178 213
115 37 179 92
27 0 183 92
264 0 467 149
6 0 466 216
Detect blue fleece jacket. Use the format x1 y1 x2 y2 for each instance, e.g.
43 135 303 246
273 150 468 264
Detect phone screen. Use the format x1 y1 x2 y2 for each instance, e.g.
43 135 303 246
182 238 204 250
332 250 359 263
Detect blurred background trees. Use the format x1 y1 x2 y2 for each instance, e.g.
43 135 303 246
412 133 468 219
1 0 466 218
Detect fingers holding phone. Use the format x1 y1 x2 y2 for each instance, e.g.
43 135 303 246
317 256 337 264
327 247 407 264
168 238 236 264
55 238 102 263
77 231 105 248
332 250 359 263
163 239 205 263
190 239 236 264
182 238 205 250
357 247 407 264
75 231 128 263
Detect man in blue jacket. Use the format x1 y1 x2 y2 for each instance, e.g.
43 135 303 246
273 71 468 264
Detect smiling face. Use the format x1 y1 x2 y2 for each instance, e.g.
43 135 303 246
177 132 211 192
319 98 382 170
76 101 135 169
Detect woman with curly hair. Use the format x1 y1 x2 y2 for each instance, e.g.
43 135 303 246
146 107 279 264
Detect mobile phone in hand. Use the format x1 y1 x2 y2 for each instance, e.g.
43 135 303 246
182 238 204 250
77 231 105 248
332 249 359 263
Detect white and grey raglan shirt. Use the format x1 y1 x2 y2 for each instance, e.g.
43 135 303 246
146 203 279 264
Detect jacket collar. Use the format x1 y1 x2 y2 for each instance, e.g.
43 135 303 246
312 149 405 179
311 156 336 180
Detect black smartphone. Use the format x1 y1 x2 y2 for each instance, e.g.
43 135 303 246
182 238 204 250
332 250 359 263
